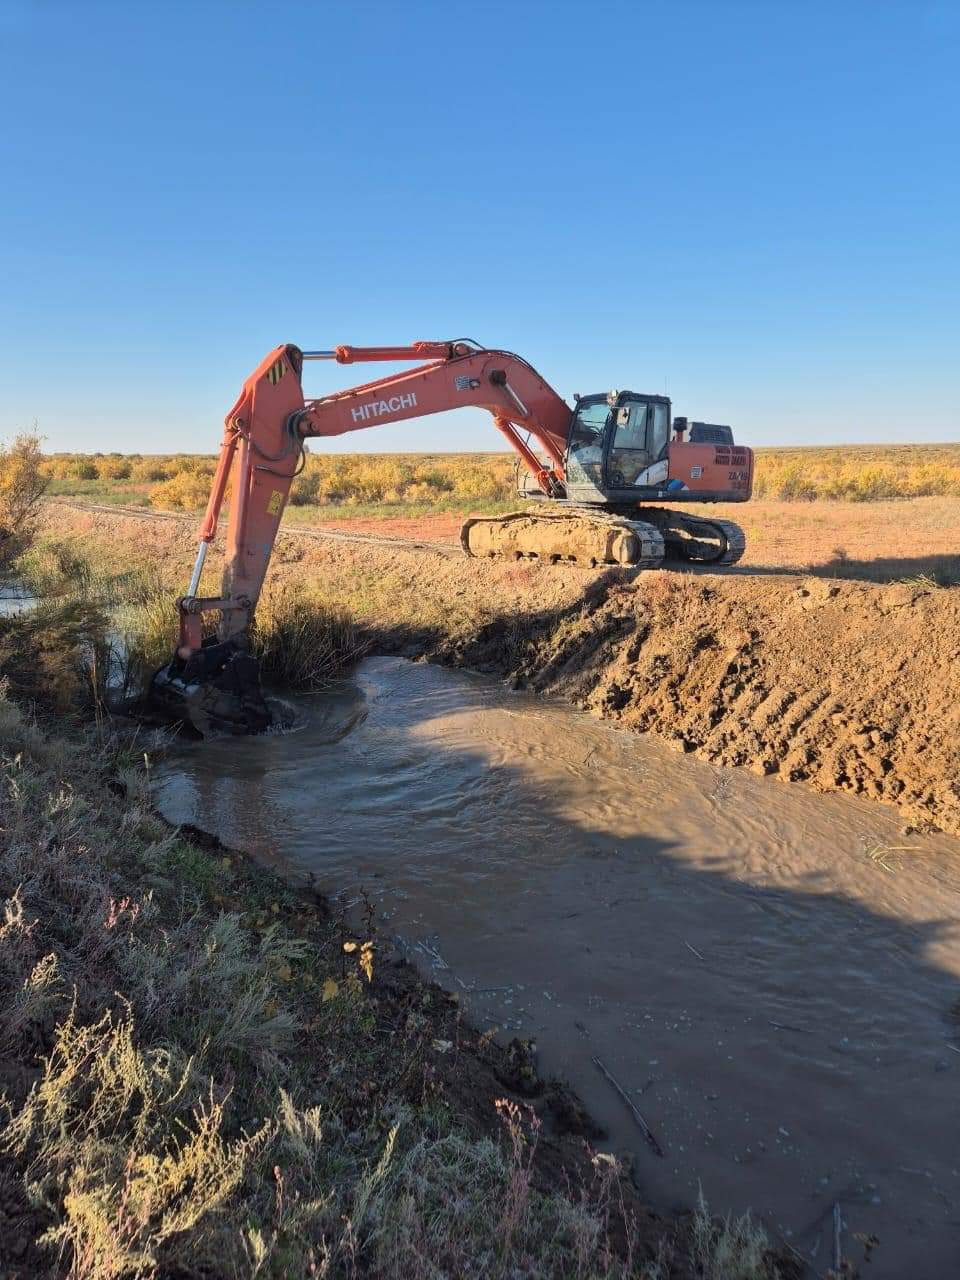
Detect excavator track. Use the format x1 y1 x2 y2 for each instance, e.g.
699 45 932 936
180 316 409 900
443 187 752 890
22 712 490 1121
460 509 665 568
638 509 747 566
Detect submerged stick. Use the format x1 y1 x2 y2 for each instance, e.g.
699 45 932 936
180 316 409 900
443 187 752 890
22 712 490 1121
592 1056 664 1157
833 1201 842 1273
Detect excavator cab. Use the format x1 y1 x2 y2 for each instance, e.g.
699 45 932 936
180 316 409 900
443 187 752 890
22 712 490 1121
564 392 673 503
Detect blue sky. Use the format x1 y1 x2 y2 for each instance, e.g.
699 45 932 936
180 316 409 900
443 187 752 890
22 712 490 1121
1 1 957 454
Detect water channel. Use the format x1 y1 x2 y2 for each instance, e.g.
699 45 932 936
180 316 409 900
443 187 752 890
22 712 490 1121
154 656 960 1277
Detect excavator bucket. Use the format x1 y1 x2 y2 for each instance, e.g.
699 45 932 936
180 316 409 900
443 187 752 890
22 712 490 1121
150 638 273 736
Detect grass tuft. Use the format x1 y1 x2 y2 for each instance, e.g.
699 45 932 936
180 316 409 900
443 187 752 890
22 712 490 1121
253 582 368 690
689 1190 780 1279
0 690 728 1278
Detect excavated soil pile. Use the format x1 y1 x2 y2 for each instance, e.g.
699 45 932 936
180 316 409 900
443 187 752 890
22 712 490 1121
45 501 960 835
437 569 960 835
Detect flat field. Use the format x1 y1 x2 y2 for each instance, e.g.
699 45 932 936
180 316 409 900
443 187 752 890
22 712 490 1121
41 442 960 511
44 444 960 584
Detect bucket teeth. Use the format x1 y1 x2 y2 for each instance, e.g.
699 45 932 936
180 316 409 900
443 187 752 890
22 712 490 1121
150 640 272 735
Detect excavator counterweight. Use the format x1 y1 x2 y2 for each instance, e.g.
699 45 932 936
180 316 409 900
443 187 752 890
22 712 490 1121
150 340 752 734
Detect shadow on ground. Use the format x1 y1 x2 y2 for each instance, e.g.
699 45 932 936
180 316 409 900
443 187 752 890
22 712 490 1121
157 653 960 1279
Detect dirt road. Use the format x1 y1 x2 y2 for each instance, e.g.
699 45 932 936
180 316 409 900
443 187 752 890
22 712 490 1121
289 495 960 585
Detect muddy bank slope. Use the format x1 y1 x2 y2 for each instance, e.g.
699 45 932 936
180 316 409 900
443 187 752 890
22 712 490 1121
44 501 960 835
444 569 960 837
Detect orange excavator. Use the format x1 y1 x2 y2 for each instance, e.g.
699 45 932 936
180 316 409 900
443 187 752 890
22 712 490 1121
151 340 753 733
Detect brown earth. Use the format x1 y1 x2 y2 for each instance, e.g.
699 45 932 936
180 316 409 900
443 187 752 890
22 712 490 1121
43 500 960 836
293 494 960 584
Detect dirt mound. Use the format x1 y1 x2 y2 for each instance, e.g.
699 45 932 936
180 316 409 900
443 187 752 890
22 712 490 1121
42 501 960 834
442 571 960 834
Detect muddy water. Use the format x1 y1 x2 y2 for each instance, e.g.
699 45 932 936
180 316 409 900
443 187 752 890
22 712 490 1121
154 657 960 1277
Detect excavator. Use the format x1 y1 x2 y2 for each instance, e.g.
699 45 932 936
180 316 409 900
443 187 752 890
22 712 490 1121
151 340 753 734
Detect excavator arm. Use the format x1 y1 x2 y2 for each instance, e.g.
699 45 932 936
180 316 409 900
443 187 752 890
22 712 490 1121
152 337 753 734
184 341 572 647
153 341 576 733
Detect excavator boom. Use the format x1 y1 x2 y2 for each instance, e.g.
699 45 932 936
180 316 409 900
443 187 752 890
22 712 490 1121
151 339 752 734
190 341 570 644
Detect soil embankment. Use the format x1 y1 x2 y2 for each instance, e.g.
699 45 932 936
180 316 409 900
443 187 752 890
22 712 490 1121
45 500 960 835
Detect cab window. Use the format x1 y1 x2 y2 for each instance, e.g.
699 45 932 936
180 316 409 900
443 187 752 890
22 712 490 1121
566 399 608 489
612 402 649 452
651 402 670 459
571 400 609 439
609 401 650 486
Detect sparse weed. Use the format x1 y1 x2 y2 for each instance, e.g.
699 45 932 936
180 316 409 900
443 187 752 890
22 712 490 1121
689 1189 780 1280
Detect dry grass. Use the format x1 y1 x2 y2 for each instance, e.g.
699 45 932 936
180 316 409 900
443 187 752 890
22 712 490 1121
0 598 112 719
0 677 785 1278
13 539 368 705
254 581 368 690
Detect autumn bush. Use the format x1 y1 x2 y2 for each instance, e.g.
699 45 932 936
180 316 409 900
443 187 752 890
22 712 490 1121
0 434 48 573
42 443 960 512
130 457 173 483
752 446 960 502
95 455 132 481
149 468 214 511
288 454 515 508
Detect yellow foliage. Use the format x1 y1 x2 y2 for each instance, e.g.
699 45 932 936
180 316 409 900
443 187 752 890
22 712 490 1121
41 442 960 509
149 470 211 512
752 445 960 502
95 456 131 481
0 433 48 569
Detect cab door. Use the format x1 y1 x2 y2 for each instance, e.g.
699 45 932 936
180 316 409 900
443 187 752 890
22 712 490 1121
564 398 610 502
606 400 671 494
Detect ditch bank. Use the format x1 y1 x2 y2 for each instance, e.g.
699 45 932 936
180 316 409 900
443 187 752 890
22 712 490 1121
44 500 960 836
